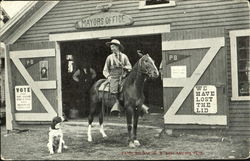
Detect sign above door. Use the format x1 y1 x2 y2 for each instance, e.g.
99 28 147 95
75 11 134 29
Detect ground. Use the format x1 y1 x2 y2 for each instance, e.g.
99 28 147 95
1 113 249 160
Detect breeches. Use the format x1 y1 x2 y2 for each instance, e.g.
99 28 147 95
109 78 120 94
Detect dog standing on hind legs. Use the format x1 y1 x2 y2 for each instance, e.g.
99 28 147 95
47 116 68 154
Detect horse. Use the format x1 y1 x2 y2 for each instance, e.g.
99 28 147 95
87 53 159 148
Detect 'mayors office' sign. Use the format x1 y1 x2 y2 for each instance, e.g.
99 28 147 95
75 11 134 29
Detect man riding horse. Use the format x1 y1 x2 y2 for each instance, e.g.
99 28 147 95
103 39 148 113
88 46 159 146
103 39 132 113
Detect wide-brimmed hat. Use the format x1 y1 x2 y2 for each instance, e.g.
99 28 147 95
106 39 124 51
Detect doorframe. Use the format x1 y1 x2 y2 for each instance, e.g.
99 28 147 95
49 24 170 41
2 42 14 131
55 42 63 117
50 24 170 116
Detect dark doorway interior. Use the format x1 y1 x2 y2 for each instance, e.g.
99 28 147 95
60 34 163 118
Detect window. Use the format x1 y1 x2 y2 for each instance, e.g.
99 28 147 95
230 29 250 101
146 0 170 5
237 36 250 96
139 0 175 9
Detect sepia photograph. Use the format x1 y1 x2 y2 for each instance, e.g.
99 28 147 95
0 0 250 160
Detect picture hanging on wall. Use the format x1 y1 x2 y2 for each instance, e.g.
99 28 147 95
39 60 48 80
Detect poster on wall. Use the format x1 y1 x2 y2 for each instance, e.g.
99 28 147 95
15 86 32 111
194 85 217 114
39 60 48 80
66 55 74 73
171 66 187 78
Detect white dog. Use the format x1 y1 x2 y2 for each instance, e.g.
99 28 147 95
47 116 68 154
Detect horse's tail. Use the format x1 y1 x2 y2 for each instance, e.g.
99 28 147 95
89 79 106 111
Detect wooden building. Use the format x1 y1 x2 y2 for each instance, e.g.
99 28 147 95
0 0 249 136
1 6 10 109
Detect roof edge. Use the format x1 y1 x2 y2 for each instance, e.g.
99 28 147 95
0 1 38 36
1 7 10 19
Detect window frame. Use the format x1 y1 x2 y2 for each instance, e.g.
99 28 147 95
229 29 250 101
139 0 176 9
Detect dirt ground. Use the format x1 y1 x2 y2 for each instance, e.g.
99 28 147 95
1 114 249 160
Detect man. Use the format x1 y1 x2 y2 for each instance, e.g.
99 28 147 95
103 39 132 113
73 62 96 117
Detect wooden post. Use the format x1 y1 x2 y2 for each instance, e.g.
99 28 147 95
2 43 15 132
55 42 63 117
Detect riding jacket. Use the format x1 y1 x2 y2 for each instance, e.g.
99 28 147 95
103 52 132 93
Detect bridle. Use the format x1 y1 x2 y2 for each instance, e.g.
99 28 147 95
137 55 154 76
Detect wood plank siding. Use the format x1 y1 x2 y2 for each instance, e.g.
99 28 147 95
16 0 249 43
9 42 58 121
14 0 250 135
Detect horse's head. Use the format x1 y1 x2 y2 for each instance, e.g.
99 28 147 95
138 53 159 79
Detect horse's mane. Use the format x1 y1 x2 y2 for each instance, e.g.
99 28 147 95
123 59 140 86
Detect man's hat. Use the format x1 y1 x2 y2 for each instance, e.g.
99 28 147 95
106 39 124 51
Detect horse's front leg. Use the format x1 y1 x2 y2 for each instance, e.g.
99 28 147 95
126 107 135 148
133 111 140 147
87 103 96 142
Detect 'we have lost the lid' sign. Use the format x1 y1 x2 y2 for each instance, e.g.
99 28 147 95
194 85 217 114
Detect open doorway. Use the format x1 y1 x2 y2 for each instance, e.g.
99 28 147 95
60 34 163 119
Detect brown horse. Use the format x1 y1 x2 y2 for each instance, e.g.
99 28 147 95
87 53 159 147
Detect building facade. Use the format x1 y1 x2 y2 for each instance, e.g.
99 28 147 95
1 6 10 111
0 0 249 136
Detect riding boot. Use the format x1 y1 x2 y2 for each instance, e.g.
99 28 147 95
111 94 122 113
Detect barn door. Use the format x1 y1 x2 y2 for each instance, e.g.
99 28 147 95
8 42 61 122
161 28 228 127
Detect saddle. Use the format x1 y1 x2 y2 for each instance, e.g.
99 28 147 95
98 79 110 92
98 79 124 92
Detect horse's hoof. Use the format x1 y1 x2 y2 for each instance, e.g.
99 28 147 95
100 131 107 138
134 140 140 146
128 141 136 148
88 137 92 142
64 145 68 149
